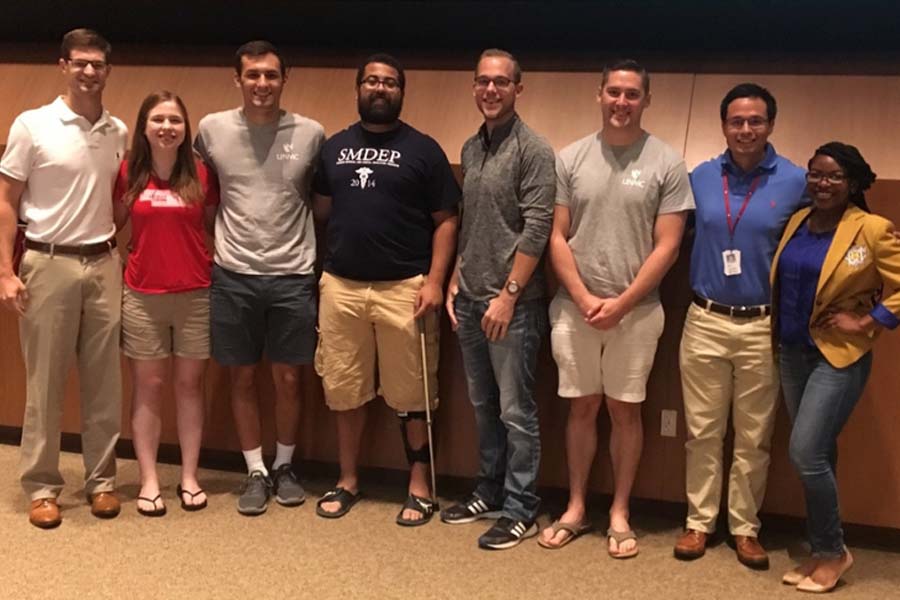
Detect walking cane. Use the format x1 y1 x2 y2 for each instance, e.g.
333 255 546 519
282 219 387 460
417 317 439 506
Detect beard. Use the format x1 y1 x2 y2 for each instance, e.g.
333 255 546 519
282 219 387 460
358 93 403 125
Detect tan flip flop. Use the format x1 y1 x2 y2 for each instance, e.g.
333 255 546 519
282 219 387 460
537 519 593 549
607 528 639 559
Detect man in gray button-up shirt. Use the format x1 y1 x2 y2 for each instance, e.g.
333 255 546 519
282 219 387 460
440 49 555 551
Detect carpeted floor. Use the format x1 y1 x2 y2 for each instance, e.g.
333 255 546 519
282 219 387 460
1 445 897 600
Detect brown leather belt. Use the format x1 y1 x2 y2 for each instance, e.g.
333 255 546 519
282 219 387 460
692 293 771 318
24 238 117 257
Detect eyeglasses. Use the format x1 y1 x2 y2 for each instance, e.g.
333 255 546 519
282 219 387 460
474 76 515 90
806 171 848 185
67 59 108 71
724 117 769 131
360 76 400 91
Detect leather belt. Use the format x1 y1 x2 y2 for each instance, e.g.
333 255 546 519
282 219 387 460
692 293 770 318
25 238 117 257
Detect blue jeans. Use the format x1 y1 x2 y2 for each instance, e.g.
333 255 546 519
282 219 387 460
779 344 872 558
454 294 546 522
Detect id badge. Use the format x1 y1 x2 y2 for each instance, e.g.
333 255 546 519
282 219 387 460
722 249 742 276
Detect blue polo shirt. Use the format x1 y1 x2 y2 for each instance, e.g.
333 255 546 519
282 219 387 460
689 144 808 306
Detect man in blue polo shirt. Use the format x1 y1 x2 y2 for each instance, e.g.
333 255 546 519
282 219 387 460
674 83 807 569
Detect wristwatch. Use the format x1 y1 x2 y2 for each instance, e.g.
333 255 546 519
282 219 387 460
505 279 521 295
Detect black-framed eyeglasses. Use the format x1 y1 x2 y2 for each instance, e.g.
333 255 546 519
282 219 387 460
806 171 848 185
474 76 515 90
360 76 400 91
67 59 108 71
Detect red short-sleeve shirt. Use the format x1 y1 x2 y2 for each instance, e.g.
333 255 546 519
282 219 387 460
114 160 219 293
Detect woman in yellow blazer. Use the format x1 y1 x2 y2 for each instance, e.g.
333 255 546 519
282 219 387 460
770 142 900 593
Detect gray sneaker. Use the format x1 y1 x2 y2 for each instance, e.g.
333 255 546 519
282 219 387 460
272 464 306 507
237 470 272 516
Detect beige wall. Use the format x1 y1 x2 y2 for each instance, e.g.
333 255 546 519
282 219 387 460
2 62 900 528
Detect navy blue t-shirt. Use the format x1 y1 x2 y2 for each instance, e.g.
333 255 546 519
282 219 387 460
313 122 460 281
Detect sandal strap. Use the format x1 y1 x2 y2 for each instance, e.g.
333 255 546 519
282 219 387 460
137 494 163 509
552 520 589 535
403 494 435 516
179 487 205 499
317 486 359 506
607 528 637 543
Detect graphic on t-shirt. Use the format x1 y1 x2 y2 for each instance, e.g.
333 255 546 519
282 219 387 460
622 169 646 188
139 189 185 207
337 147 401 168
277 143 300 161
354 167 375 189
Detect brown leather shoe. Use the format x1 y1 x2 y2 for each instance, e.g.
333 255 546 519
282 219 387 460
29 498 61 529
674 529 707 560
735 535 769 570
90 492 121 519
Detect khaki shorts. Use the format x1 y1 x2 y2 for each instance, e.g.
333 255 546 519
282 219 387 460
549 295 664 403
122 286 211 360
315 272 439 412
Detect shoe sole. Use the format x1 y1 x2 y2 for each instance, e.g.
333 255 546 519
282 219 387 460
275 494 306 507
738 556 770 570
237 503 268 516
91 510 120 519
441 510 502 525
30 519 61 529
479 527 538 550
674 548 705 561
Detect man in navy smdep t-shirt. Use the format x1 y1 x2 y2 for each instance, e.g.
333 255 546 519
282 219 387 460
312 53 460 526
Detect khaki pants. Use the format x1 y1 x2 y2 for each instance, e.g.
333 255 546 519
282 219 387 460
17 249 122 500
679 303 778 537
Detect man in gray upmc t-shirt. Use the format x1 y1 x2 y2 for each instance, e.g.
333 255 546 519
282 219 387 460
541 60 693 555
194 40 325 516
440 49 555 551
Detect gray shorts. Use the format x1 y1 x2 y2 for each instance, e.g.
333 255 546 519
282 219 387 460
210 264 317 366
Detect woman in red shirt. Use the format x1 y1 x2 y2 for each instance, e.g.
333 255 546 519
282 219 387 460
114 91 218 516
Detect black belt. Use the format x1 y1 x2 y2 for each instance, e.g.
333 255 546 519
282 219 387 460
693 293 770 318
25 238 117 257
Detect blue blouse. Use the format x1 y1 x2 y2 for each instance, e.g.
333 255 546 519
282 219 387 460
778 222 834 346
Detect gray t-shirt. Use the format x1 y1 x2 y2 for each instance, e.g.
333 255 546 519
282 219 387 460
556 131 694 305
194 108 325 275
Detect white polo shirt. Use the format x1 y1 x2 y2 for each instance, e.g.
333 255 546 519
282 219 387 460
0 96 127 245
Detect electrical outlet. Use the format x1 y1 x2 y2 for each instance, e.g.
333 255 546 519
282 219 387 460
660 409 678 437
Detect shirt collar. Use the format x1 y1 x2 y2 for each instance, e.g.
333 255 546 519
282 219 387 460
52 96 113 129
720 143 778 176
479 113 518 150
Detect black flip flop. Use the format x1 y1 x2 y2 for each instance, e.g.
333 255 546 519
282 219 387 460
177 485 208 512
136 494 166 517
315 487 361 518
395 494 437 527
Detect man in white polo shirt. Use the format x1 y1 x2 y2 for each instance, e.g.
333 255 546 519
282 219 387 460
0 29 127 529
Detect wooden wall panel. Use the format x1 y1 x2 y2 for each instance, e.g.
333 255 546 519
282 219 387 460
685 74 900 178
2 61 900 529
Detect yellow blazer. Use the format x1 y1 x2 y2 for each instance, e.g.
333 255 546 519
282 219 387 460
771 205 900 368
